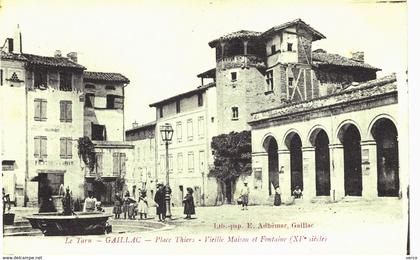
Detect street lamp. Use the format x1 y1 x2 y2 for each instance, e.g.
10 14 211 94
160 123 173 218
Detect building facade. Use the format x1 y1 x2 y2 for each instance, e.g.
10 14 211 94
1 30 86 207
82 71 134 205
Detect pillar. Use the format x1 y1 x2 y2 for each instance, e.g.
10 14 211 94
252 152 268 204
278 149 291 197
360 140 378 199
329 144 345 201
302 146 316 199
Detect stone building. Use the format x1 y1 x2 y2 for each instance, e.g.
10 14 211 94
148 83 218 206
82 71 134 205
1 28 86 206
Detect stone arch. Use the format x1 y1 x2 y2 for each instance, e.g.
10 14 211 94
262 134 279 196
336 119 362 144
261 133 279 152
307 124 331 147
283 129 302 150
366 114 397 140
283 130 303 193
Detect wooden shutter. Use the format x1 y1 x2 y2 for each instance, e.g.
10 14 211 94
66 138 72 159
41 137 47 157
60 138 66 158
120 153 126 176
60 101 65 122
34 99 41 121
96 153 103 175
34 137 40 158
114 97 124 109
66 101 72 122
41 100 47 121
113 153 119 176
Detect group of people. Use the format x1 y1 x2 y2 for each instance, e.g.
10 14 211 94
112 183 196 221
238 182 303 209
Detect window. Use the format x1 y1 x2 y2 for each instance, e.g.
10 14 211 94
287 43 293 52
106 95 123 109
177 153 183 172
43 173 64 196
199 150 205 173
34 99 47 121
232 107 239 120
176 121 182 143
60 101 72 122
198 93 203 107
231 72 237 81
159 107 163 118
92 124 106 141
96 153 103 175
198 116 204 138
271 45 276 54
85 93 95 108
85 84 95 90
60 138 72 159
105 85 115 90
59 71 72 91
187 119 193 141
34 68 47 88
265 70 274 92
288 77 294 88
176 100 181 113
113 153 126 176
188 152 194 172
34 136 47 158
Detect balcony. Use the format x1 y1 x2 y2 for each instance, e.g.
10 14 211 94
217 55 266 70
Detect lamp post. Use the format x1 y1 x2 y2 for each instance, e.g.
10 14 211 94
160 123 173 218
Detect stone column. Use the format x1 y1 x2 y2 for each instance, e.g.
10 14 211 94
252 152 268 204
360 140 378 199
302 146 316 200
329 144 345 201
278 149 291 197
243 40 248 55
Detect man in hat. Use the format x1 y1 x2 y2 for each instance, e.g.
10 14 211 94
154 183 166 221
240 181 250 210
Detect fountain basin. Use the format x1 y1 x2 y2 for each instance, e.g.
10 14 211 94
25 212 112 236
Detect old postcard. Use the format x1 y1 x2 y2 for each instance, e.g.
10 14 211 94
0 0 413 258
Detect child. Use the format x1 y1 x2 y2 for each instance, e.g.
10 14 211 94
138 190 148 220
182 187 195 219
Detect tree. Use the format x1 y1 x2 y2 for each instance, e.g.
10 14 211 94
209 131 252 204
77 137 97 175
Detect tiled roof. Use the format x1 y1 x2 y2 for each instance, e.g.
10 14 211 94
149 82 215 107
209 30 262 48
197 68 216 78
83 71 130 84
262 19 326 41
1 51 86 69
126 121 156 133
312 51 380 71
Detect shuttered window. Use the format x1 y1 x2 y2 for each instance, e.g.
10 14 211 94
34 136 47 158
60 138 72 159
60 101 72 122
187 119 193 141
96 153 103 175
34 99 47 121
113 153 126 176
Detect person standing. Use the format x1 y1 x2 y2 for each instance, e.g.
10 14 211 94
138 190 148 220
182 187 195 219
39 179 56 213
274 186 281 206
113 192 122 219
83 191 97 212
240 182 250 210
154 183 166 222
62 187 73 215
122 191 130 219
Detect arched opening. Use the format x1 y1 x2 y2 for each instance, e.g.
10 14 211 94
371 118 399 197
263 136 279 196
286 133 303 195
338 123 362 196
311 129 331 196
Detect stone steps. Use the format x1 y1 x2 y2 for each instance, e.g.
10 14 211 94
3 219 43 237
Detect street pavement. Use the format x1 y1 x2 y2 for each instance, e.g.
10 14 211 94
2 197 407 255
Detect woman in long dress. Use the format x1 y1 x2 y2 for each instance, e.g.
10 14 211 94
138 190 148 219
183 187 195 219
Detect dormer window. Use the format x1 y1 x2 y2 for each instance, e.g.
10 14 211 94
287 43 293 52
34 68 47 88
59 71 72 91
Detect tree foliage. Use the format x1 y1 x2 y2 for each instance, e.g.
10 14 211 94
77 137 97 174
209 131 252 183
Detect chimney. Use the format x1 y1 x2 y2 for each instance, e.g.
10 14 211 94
54 50 62 57
132 121 139 129
351 51 364 63
13 25 22 54
67 52 77 63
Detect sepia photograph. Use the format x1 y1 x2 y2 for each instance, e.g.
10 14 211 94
0 0 414 258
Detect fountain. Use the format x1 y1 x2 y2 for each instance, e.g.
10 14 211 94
25 187 112 236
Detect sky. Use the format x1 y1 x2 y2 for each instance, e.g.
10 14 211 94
0 0 407 128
